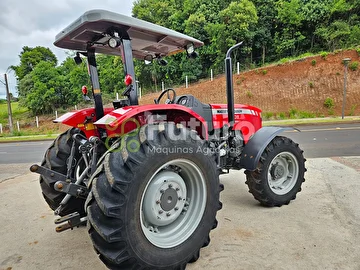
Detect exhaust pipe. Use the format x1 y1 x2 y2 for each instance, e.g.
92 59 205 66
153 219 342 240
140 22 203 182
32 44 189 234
225 41 243 129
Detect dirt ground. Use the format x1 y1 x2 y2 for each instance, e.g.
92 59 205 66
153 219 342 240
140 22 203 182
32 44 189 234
140 50 360 116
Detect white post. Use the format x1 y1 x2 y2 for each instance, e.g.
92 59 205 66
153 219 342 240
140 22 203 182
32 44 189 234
55 111 58 119
0 123 2 134
17 121 20 132
75 105 78 110
139 87 142 99
116 92 119 100
237 62 240 75
186 76 188 88
211 69 213 81
162 81 165 92
36 116 39 128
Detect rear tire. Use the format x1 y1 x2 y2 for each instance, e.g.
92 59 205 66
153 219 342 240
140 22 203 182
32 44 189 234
40 128 86 216
86 123 223 269
245 136 306 206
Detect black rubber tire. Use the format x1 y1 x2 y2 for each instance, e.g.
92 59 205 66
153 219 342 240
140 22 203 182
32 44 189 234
86 123 223 270
245 136 306 206
40 128 86 216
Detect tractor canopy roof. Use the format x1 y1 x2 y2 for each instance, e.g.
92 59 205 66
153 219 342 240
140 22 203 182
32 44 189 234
54 9 203 59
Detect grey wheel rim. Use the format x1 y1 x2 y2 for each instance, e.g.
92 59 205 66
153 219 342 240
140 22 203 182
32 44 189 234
267 151 299 195
140 159 207 248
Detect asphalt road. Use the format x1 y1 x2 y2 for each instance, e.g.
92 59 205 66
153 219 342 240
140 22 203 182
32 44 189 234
0 123 359 165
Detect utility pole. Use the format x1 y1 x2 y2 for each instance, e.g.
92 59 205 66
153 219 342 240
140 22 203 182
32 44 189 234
342 58 351 120
4 74 13 133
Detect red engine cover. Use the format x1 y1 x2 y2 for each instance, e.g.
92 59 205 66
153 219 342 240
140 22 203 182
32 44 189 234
210 104 262 142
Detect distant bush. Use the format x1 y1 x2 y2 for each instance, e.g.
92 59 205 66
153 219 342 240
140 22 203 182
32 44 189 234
356 47 360 56
349 61 359 71
278 112 286 119
308 81 314 88
350 104 357 116
263 112 274 120
261 69 268 75
311 59 316 66
324 97 334 109
289 108 298 119
320 52 328 60
246 90 253 98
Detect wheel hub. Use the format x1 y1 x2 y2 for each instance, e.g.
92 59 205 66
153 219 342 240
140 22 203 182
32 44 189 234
160 188 178 211
270 163 285 179
143 171 186 227
267 152 299 195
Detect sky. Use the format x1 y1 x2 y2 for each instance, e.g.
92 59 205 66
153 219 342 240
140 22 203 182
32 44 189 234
0 0 135 99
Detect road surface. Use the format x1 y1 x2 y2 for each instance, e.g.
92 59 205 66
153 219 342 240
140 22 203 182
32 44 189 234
0 123 359 165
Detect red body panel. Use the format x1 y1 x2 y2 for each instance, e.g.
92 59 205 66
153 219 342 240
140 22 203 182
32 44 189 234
54 103 261 143
54 108 114 137
210 104 262 142
54 105 208 139
94 104 208 139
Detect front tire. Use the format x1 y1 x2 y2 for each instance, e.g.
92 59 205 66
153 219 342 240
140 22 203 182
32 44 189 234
245 136 306 206
86 123 223 269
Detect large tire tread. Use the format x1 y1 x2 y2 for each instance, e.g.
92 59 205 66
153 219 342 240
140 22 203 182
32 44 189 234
245 136 306 207
86 123 223 270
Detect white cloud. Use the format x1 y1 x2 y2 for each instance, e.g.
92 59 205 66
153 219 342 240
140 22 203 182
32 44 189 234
0 0 135 98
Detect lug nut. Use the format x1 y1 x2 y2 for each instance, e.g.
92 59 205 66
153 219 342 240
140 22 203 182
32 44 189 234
166 213 171 217
158 210 163 214
168 184 173 188
156 200 161 204
176 188 180 191
56 183 63 190
178 197 182 201
174 207 179 211
160 189 165 194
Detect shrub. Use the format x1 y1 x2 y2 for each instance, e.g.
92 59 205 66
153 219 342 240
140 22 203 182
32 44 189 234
278 112 286 119
349 61 359 71
308 81 314 88
246 90 253 98
324 97 334 109
263 112 274 120
289 108 298 119
320 52 328 60
350 104 357 116
311 59 316 66
336 72 341 75
262 69 268 75
356 47 360 56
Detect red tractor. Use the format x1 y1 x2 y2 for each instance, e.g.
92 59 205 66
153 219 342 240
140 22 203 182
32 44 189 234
31 10 306 270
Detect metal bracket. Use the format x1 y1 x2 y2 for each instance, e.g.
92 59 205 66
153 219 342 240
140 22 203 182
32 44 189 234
54 212 87 232
54 181 89 199
30 164 69 185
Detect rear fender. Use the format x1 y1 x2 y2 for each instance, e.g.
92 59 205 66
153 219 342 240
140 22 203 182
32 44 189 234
239 127 298 171
94 104 209 139
54 108 113 137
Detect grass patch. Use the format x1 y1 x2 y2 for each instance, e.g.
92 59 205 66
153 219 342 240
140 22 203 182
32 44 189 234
349 61 358 71
0 102 29 123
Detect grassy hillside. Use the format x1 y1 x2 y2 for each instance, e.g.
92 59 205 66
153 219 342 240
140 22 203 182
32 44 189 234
140 49 360 119
0 102 28 123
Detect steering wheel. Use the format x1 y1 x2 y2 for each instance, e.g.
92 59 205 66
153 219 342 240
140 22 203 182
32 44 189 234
154 88 177 104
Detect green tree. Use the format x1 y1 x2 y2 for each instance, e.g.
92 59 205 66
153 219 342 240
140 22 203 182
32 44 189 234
274 0 305 56
10 46 57 81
